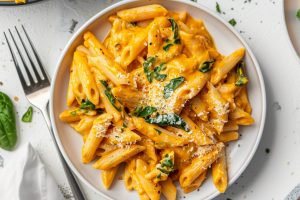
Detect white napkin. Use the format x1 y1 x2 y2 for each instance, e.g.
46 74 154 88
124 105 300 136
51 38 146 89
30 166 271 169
0 143 64 200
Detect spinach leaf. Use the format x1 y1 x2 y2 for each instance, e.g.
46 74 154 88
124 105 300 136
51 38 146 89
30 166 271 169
163 77 185 99
157 154 174 175
199 60 215 73
22 106 33 122
100 80 121 111
0 92 17 150
216 2 221 13
80 99 95 110
145 113 190 131
169 18 180 41
163 18 181 52
143 56 156 83
235 61 248 86
134 106 157 118
153 63 167 81
163 43 173 51
144 59 167 82
229 18 237 26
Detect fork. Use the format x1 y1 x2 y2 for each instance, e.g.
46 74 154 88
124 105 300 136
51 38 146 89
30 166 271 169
3 26 86 200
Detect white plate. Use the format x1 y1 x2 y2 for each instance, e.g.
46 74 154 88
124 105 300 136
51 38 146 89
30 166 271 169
283 0 300 61
49 0 266 199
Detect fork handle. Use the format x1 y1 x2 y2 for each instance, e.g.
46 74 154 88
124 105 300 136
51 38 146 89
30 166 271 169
40 103 86 200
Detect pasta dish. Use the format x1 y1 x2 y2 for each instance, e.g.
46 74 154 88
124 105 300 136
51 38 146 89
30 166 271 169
59 4 254 200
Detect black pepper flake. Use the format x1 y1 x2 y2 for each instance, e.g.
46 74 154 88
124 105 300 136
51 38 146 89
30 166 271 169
238 144 241 147
0 81 3 86
265 148 270 154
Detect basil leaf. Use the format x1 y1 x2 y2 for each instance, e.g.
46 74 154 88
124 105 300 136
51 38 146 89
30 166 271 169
0 92 17 150
100 80 121 111
80 99 95 110
134 106 157 118
22 106 33 122
163 43 173 51
297 9 300 20
143 56 156 83
145 113 190 131
235 61 248 86
229 18 237 26
163 77 185 99
216 2 221 13
199 60 215 73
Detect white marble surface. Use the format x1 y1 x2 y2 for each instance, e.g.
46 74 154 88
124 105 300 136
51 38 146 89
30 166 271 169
0 0 299 200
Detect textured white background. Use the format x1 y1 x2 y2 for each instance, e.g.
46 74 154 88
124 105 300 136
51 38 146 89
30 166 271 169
0 0 299 199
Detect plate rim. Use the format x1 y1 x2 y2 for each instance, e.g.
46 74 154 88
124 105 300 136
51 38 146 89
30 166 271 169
282 0 300 63
49 0 267 199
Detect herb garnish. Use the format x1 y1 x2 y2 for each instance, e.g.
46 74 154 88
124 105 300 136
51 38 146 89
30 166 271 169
199 60 215 73
157 154 174 175
216 2 221 13
22 106 33 123
143 56 156 83
297 9 300 20
163 43 173 51
134 106 157 118
143 58 167 82
153 63 167 81
100 80 121 111
80 99 96 110
145 113 190 131
163 76 185 99
235 61 248 86
163 18 181 51
229 18 237 26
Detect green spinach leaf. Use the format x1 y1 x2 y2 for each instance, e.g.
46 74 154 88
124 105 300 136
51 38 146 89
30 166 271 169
0 92 17 150
199 60 215 73
145 113 190 131
22 106 33 122
134 106 157 118
100 80 121 111
163 77 185 99
235 61 248 86
80 99 95 110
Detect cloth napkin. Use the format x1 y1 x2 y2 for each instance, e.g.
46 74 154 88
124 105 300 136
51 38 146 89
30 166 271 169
0 143 64 200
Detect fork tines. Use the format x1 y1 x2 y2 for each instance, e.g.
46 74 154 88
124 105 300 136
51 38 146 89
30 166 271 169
4 25 50 94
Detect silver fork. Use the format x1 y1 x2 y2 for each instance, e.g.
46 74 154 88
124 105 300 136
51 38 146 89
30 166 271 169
4 25 86 200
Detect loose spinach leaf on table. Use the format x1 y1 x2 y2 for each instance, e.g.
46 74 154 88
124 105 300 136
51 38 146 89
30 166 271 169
0 92 17 151
22 106 33 122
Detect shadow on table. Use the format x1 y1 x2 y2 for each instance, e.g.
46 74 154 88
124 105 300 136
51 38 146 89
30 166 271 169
214 64 276 200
